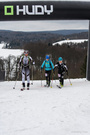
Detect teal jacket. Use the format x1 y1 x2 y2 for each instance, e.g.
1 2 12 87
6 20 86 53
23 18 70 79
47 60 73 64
41 60 54 71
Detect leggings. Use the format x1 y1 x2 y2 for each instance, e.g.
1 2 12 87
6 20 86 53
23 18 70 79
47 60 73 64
22 67 30 84
58 73 64 85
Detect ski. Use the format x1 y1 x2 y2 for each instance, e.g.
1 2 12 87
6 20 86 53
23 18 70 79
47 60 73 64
44 85 48 87
21 87 25 91
44 85 51 88
56 85 61 89
21 87 30 91
27 87 29 90
21 88 24 91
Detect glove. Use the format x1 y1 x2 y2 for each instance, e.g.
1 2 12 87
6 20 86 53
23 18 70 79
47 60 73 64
33 61 35 65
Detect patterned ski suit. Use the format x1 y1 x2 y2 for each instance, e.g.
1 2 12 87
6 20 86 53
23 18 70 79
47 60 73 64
19 55 33 86
54 62 68 86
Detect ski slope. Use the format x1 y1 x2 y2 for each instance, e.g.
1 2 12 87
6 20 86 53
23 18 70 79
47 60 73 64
0 78 90 135
0 43 24 58
53 39 88 46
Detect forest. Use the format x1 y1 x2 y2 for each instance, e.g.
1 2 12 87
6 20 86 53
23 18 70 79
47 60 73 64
0 40 87 80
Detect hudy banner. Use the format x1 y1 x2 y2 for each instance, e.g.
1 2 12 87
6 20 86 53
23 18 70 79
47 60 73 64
0 1 90 21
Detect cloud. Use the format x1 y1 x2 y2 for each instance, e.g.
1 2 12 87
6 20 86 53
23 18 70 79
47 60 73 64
0 20 89 32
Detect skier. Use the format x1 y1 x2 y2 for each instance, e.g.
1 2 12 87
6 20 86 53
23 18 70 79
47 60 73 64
54 57 68 87
41 55 54 87
19 50 35 90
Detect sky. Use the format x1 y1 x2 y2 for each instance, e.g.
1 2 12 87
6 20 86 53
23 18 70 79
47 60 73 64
0 20 89 32
0 0 89 32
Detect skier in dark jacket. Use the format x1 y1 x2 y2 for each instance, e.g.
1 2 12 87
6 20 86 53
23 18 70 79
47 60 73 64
54 57 68 87
19 50 35 90
41 55 54 87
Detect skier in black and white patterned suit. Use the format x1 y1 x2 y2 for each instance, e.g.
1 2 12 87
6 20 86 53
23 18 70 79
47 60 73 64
19 50 35 90
54 57 68 87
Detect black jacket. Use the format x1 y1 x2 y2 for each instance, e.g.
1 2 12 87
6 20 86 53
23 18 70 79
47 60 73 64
54 62 68 74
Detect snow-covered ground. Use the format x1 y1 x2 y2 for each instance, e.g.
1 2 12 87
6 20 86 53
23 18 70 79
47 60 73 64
0 43 24 58
53 39 88 46
0 78 90 135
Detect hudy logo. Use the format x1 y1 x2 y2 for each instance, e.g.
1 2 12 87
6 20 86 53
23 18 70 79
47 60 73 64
4 5 53 15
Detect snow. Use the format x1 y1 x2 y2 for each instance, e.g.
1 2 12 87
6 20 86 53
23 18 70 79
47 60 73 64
0 43 24 59
0 78 90 135
53 39 88 46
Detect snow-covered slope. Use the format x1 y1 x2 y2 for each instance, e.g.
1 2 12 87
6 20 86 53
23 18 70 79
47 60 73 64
0 79 90 135
0 43 24 58
53 39 88 46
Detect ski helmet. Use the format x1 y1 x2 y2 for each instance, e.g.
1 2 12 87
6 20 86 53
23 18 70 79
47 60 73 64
58 57 63 61
46 55 50 59
24 50 29 55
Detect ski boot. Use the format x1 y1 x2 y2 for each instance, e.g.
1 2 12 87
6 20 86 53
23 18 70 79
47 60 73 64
48 81 50 87
27 83 30 90
47 80 50 87
44 80 49 87
60 82 63 87
21 83 25 91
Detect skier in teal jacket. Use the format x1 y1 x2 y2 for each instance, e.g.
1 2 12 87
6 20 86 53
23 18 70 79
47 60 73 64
41 55 54 87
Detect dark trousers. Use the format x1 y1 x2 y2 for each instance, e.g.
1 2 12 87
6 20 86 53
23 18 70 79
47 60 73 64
58 73 64 85
45 70 51 85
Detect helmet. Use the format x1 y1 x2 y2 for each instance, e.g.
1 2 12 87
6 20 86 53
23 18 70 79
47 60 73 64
24 50 29 55
58 57 63 61
46 55 50 59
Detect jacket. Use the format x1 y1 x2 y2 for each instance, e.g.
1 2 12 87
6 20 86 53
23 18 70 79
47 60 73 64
41 60 54 71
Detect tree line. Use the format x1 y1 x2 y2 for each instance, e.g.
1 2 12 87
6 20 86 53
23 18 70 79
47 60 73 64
0 41 87 80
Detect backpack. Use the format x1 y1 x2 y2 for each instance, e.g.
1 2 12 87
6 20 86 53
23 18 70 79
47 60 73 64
45 60 52 68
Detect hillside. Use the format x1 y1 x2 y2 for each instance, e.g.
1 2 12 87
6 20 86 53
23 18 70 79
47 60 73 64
0 39 87 80
48 29 88 35
0 29 88 48
53 39 88 46
0 43 23 58
0 29 88 80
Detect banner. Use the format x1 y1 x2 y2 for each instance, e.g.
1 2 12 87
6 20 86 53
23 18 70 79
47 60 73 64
0 1 90 21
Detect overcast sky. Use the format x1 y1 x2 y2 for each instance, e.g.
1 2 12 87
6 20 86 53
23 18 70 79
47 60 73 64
0 20 89 32
0 0 89 32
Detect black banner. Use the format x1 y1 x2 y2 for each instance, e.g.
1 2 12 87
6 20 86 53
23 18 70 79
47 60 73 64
0 1 90 21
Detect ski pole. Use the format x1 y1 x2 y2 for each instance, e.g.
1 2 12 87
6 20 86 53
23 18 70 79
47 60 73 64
50 78 52 88
68 76 72 86
41 69 42 87
50 70 53 88
13 71 20 89
66 71 72 86
53 71 56 83
13 80 17 89
31 65 33 85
